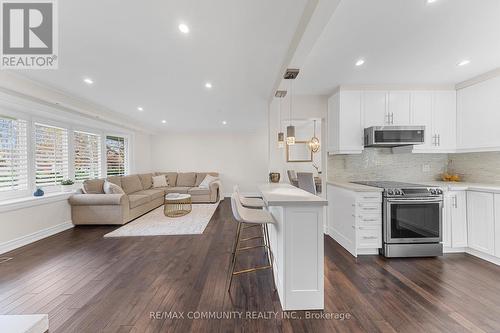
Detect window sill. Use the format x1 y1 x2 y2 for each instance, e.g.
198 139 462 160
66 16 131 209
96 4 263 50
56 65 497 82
0 191 75 213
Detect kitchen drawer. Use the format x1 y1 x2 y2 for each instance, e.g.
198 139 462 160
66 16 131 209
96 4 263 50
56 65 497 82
356 202 381 215
356 214 382 226
357 226 382 248
355 192 382 203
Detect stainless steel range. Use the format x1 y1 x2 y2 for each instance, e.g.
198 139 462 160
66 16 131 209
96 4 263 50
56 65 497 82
353 181 444 258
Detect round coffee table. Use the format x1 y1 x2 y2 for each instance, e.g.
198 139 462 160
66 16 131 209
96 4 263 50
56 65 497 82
164 193 192 217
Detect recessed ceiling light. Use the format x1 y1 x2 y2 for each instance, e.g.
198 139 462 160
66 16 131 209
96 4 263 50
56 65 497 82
457 59 470 67
178 23 189 34
83 78 94 85
205 82 213 89
137 106 144 111
355 59 365 67
222 120 227 125
162 120 167 124
427 0 437 4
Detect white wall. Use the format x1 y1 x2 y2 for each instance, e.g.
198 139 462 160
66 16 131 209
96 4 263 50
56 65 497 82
150 129 268 196
268 94 328 187
132 132 153 174
0 196 72 254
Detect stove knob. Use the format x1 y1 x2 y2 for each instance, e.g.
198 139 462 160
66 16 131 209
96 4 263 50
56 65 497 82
387 190 394 195
430 189 437 195
395 189 402 195
436 189 443 195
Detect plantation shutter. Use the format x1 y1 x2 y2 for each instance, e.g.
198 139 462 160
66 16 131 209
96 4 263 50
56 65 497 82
106 136 126 176
74 131 101 181
0 115 28 192
34 123 69 186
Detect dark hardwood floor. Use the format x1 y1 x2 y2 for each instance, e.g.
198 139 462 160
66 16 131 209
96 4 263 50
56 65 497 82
1 200 500 332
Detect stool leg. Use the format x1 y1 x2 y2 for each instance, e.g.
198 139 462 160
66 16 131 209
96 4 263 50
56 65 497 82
228 222 242 292
264 224 277 292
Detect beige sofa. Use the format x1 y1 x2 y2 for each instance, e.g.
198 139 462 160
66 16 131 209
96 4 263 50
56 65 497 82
69 172 219 225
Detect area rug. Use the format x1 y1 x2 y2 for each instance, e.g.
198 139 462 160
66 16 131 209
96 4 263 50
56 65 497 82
104 202 220 237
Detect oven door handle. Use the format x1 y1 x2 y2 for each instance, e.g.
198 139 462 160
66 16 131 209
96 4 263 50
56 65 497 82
386 198 443 203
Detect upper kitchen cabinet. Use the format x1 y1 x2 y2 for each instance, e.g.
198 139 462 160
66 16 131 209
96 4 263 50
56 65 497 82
457 76 500 152
387 91 411 125
411 91 456 153
363 91 388 127
327 90 363 154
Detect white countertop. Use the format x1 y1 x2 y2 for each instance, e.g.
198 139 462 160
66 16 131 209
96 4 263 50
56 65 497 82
327 180 500 194
422 181 500 193
258 183 328 207
326 181 384 192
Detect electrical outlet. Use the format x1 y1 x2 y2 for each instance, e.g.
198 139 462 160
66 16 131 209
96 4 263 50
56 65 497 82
422 164 431 172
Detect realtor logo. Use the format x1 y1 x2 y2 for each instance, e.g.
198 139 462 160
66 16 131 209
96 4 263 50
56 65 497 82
1 0 58 69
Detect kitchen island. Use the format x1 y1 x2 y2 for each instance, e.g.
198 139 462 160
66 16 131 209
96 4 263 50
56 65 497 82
258 183 328 311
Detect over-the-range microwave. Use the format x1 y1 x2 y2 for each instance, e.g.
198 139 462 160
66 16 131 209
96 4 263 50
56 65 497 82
364 126 425 148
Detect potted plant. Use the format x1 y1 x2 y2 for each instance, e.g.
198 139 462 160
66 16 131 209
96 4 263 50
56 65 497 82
61 179 75 192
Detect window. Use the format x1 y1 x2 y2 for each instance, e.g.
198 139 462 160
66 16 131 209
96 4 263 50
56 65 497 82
106 135 127 176
0 115 28 193
74 131 101 181
34 123 69 186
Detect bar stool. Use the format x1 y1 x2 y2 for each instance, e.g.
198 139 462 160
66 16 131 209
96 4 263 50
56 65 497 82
233 185 265 208
227 193 276 292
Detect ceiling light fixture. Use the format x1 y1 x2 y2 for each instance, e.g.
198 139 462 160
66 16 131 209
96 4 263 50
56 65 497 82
162 120 167 124
178 23 189 34
308 119 320 153
83 78 94 85
137 106 144 111
222 120 227 125
457 59 470 67
205 82 213 89
427 0 437 4
284 69 299 146
355 59 365 67
275 90 287 149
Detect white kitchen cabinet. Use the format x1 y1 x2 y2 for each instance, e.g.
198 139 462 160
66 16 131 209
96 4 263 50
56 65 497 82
327 91 363 154
443 191 468 250
467 191 495 255
432 91 456 151
411 91 456 153
457 76 500 152
327 184 382 257
363 91 388 127
388 91 411 125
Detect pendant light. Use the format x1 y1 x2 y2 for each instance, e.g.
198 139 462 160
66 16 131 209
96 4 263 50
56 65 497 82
275 90 287 148
308 119 320 153
286 79 296 145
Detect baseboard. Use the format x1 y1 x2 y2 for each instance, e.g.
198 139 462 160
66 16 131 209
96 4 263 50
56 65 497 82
0 221 73 255
466 248 500 266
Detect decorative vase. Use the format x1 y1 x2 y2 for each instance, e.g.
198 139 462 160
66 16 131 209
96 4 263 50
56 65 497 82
33 187 44 197
269 172 280 183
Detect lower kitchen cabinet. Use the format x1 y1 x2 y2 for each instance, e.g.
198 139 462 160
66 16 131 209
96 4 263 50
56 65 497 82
495 194 500 258
327 184 382 257
467 191 495 256
443 191 468 249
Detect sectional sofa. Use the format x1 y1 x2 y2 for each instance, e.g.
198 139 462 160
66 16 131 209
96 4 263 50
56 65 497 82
69 172 219 225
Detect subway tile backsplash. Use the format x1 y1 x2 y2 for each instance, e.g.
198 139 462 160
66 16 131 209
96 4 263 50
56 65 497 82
328 148 448 182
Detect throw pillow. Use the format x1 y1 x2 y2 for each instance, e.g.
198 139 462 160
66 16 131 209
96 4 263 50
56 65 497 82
103 181 125 194
199 175 219 189
152 175 168 188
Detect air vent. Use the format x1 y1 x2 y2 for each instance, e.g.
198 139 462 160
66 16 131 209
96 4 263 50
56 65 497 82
283 68 299 80
275 90 287 98
0 257 13 264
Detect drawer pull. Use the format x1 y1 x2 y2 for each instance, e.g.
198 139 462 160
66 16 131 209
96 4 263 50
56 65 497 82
358 217 380 222
359 207 379 210
362 236 378 240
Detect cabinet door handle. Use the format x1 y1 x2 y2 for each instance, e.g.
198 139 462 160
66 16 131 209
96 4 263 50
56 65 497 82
453 196 458 208
437 134 441 146
385 113 390 125
391 112 394 124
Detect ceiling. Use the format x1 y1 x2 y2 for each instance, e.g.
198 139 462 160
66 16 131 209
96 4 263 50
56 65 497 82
20 0 308 131
294 0 500 95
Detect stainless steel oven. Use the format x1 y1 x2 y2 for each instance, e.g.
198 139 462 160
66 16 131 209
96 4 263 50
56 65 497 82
384 197 442 244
